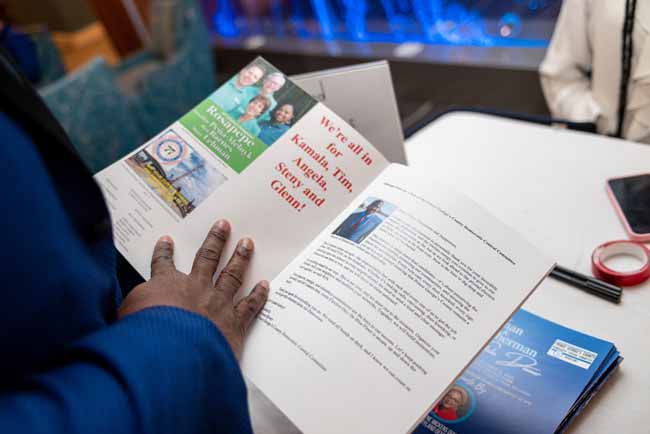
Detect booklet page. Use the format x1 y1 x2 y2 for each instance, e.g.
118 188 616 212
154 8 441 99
94 58 388 288
242 164 554 434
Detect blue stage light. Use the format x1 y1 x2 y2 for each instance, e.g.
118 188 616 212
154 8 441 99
498 12 522 38
311 0 335 39
379 0 411 41
270 0 286 35
342 0 369 40
289 0 311 37
436 3 487 45
411 0 443 42
214 0 238 37
212 0 561 49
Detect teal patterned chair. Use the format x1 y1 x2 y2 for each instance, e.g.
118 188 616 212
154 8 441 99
116 0 216 139
40 58 146 174
39 0 215 173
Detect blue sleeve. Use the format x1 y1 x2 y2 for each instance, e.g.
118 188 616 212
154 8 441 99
0 307 254 434
0 26 41 83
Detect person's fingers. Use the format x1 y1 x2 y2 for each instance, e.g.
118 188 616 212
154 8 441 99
150 236 176 277
191 220 230 282
215 237 254 298
235 280 269 332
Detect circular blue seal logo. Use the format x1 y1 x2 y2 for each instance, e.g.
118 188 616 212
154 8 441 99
155 138 186 164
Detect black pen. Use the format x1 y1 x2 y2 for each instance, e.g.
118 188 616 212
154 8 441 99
550 265 622 303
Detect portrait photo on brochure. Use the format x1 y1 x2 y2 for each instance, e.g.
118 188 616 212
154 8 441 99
333 197 397 244
430 384 474 423
208 57 317 146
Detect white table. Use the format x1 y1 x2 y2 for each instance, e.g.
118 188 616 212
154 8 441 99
249 112 650 434
405 112 650 434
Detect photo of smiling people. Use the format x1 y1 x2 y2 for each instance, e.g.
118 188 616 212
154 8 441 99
253 70 316 146
333 197 397 244
210 58 318 147
257 72 286 122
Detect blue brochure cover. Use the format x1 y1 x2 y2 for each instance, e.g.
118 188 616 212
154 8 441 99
413 309 617 434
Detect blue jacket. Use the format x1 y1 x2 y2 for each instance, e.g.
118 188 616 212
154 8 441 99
334 210 384 243
0 52 253 434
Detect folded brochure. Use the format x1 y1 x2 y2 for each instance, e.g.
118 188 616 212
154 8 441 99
414 309 621 434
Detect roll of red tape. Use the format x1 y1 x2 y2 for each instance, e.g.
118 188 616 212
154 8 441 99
592 240 650 287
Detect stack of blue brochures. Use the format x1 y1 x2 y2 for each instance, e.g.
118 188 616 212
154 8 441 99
414 309 622 434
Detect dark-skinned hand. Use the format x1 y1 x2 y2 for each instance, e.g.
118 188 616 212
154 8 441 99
118 219 269 359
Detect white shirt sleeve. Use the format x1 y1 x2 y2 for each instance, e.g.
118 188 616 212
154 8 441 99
539 0 603 122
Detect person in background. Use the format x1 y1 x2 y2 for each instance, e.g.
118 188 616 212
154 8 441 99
210 62 265 112
256 72 286 122
540 0 649 143
258 103 295 145
333 199 386 244
228 95 271 136
432 386 468 421
0 46 267 433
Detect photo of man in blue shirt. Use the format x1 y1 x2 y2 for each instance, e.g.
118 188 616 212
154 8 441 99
333 199 393 244
209 63 266 112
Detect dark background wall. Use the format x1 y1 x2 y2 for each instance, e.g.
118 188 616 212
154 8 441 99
6 0 95 31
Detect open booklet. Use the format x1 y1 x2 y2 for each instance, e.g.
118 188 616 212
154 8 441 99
94 57 554 434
